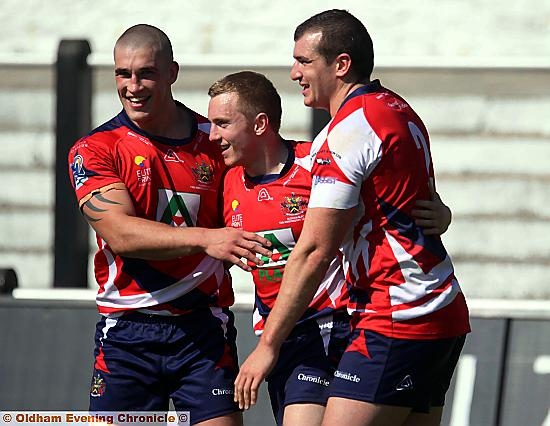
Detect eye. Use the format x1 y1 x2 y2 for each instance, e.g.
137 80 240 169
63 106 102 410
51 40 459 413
138 69 156 79
115 69 131 78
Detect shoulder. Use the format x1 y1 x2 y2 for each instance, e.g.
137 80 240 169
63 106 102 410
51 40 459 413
70 113 127 156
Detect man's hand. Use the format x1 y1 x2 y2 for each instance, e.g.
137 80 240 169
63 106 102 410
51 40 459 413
203 228 272 271
412 179 452 235
234 342 279 410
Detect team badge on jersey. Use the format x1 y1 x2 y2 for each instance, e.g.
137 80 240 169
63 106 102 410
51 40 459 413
90 374 106 397
71 154 92 190
192 161 214 184
280 192 308 216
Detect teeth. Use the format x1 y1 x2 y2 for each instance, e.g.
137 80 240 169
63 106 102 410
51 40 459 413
128 97 146 102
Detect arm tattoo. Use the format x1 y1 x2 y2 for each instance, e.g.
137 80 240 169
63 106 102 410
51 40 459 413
82 191 123 222
95 193 122 205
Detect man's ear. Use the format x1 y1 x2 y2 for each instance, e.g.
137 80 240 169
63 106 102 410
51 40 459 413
254 112 269 135
169 61 179 84
335 53 352 78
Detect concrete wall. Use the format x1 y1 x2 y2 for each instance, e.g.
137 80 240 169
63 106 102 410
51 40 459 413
0 0 549 300
1 297 550 426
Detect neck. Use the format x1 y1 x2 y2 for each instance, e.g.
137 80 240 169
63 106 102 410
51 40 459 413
245 135 289 177
137 100 192 139
329 81 367 117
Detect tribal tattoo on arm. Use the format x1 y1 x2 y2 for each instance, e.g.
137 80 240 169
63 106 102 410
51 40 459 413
82 192 123 223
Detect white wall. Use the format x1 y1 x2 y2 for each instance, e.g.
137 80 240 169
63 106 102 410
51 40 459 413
2 0 550 62
0 1 549 300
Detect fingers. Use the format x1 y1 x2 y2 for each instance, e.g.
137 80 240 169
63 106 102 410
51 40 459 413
243 231 272 249
428 177 436 199
237 246 271 268
234 372 257 410
414 218 439 234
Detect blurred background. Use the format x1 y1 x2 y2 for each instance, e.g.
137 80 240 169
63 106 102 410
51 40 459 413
0 1 549 424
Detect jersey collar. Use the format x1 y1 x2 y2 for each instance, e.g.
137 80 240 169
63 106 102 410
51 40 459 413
339 79 382 111
246 140 295 185
119 100 198 146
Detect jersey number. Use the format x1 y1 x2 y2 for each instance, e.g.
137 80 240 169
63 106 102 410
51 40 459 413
408 121 431 174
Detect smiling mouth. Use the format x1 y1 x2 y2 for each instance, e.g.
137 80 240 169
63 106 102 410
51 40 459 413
220 144 230 153
126 96 149 105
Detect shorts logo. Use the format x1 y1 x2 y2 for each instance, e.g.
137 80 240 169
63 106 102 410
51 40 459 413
396 374 414 391
212 388 234 396
90 374 106 397
334 370 361 382
297 373 330 387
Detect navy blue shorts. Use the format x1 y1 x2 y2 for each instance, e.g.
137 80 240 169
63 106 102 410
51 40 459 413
328 329 466 413
265 312 351 425
89 308 239 424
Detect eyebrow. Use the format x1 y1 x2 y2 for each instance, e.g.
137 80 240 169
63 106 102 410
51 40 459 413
114 66 157 74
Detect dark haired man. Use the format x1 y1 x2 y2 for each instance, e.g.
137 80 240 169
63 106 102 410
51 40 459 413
236 10 470 426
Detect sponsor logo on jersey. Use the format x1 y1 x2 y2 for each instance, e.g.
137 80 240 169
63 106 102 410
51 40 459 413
192 161 214 184
316 157 331 165
334 370 361 382
313 148 342 160
396 374 414 391
256 229 295 268
133 155 152 185
134 155 147 167
157 189 200 227
164 149 184 163
71 154 88 189
231 213 243 228
231 200 239 212
280 192 308 216
90 374 106 397
257 188 273 202
257 267 283 282
313 175 336 186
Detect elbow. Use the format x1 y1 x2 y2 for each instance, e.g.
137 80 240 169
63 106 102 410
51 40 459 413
102 232 138 257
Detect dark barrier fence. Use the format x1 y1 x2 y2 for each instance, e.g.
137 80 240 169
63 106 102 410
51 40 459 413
0 297 548 426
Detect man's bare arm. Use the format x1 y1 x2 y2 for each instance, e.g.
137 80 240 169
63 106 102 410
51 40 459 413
81 186 271 271
234 206 356 408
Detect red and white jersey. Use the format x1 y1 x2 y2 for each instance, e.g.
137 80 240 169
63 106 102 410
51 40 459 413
68 103 232 317
222 141 348 334
309 80 470 339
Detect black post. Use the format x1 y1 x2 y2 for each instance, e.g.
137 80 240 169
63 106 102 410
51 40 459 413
0 268 18 295
54 40 92 288
311 108 331 140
